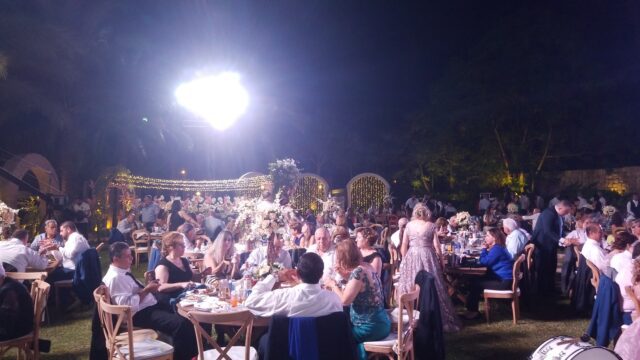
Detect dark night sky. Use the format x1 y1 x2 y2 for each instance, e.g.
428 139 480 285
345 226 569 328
1 1 638 192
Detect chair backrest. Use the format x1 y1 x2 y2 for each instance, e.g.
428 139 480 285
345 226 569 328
132 230 150 244
6 271 48 281
93 284 111 306
512 255 525 293
585 259 600 292
181 308 254 360
524 244 535 271
574 246 581 268
95 242 106 252
98 298 136 359
396 288 420 357
31 280 50 354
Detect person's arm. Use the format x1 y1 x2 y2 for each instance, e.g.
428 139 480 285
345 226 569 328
479 247 501 267
433 229 444 268
26 247 49 270
400 225 410 257
107 276 158 313
281 250 292 269
326 270 363 306
370 255 383 275
244 275 287 316
155 264 191 293
30 235 41 251
627 201 632 214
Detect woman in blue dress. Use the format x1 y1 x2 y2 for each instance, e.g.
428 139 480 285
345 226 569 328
325 239 391 360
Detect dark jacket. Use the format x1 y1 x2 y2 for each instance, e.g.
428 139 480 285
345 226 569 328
530 207 562 251
570 254 595 314
73 248 102 304
586 275 623 346
414 271 445 360
0 278 34 341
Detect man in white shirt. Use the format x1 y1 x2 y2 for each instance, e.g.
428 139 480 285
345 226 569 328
502 218 528 259
242 233 292 276
581 224 607 272
0 229 49 272
307 227 337 281
116 211 137 242
245 252 343 317
614 242 640 324
103 242 196 360
30 219 64 251
43 221 91 286
390 218 408 249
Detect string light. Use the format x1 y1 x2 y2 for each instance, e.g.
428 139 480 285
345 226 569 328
348 174 389 211
292 174 328 214
110 174 271 192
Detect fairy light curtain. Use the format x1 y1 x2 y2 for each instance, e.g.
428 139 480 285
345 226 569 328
292 173 329 214
346 173 390 211
109 174 271 193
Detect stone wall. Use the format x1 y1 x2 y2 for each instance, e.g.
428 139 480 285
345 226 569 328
539 166 640 195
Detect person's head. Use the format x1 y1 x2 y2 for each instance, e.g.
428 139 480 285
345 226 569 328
612 231 636 252
412 203 431 221
502 218 519 235
585 224 603 241
290 221 302 236
125 211 136 223
11 229 29 244
435 217 448 230
485 228 506 248
316 214 325 225
177 223 195 240
296 252 324 284
110 241 133 269
302 222 314 237
170 200 181 213
611 212 624 227
355 227 377 249
630 219 640 238
196 214 205 226
314 227 331 252
555 200 573 216
44 219 58 237
335 214 346 227
59 221 77 239
161 231 186 257
210 230 234 264
144 195 152 206
335 238 363 272
332 226 350 241
398 217 408 229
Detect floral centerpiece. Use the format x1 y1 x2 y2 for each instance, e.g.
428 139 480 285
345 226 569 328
268 158 300 195
0 200 19 239
254 262 284 279
455 211 471 229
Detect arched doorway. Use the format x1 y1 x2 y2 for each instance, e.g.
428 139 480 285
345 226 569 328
0 153 61 207
346 173 390 211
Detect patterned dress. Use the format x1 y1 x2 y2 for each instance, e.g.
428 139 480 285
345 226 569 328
398 221 461 332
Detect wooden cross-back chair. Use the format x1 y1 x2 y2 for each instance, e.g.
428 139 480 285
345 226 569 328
0 280 50 360
131 230 151 268
179 308 257 360
5 271 48 282
364 287 420 360
585 259 600 293
483 254 525 324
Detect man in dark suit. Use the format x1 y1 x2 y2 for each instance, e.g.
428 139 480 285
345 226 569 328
530 199 572 295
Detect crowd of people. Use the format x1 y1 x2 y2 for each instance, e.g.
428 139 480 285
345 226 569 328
1 189 640 359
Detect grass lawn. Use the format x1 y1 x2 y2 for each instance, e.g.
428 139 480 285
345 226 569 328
3 249 591 360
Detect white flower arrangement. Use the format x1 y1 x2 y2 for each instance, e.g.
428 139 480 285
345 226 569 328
255 262 284 279
602 205 617 217
0 200 19 226
507 203 519 214
455 211 471 227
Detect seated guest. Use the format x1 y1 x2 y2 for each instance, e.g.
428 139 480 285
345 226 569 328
614 242 640 325
0 229 49 272
45 221 91 282
609 232 636 275
204 230 239 279
177 223 198 252
138 195 159 231
559 215 593 294
300 221 315 248
203 210 225 240
0 265 34 341
324 239 390 360
630 219 640 240
30 219 64 251
464 228 514 319
502 218 528 259
154 232 195 307
582 224 608 272
391 217 409 249
116 211 138 243
289 221 304 247
245 252 343 317
355 227 382 276
242 232 292 275
308 227 336 281
103 242 197 360
155 210 167 231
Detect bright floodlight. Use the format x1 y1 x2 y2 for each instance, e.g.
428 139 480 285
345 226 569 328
175 72 249 130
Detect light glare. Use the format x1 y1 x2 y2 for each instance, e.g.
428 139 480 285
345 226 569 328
175 72 249 130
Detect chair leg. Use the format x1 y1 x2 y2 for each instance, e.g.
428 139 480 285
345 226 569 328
484 296 490 323
512 298 520 324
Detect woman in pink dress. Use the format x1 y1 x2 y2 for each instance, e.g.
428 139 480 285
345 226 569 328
398 203 461 332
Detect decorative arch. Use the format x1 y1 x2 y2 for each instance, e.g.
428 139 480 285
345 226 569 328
292 173 329 214
0 153 61 207
346 173 389 211
237 171 270 198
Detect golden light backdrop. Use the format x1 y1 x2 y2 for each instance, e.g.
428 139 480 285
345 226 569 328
110 174 270 193
292 174 329 214
347 174 389 211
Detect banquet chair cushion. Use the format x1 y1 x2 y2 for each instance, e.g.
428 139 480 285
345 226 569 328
387 307 420 326
484 288 520 295
203 346 258 360
363 332 398 347
118 338 174 359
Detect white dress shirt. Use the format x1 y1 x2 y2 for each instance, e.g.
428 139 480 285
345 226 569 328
561 228 588 246
244 274 343 317
117 218 136 235
506 230 528 259
390 229 401 248
610 250 632 275
615 262 640 313
0 238 49 272
30 233 64 251
582 238 607 272
102 264 157 315
53 232 90 270
243 246 292 273
307 244 336 281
